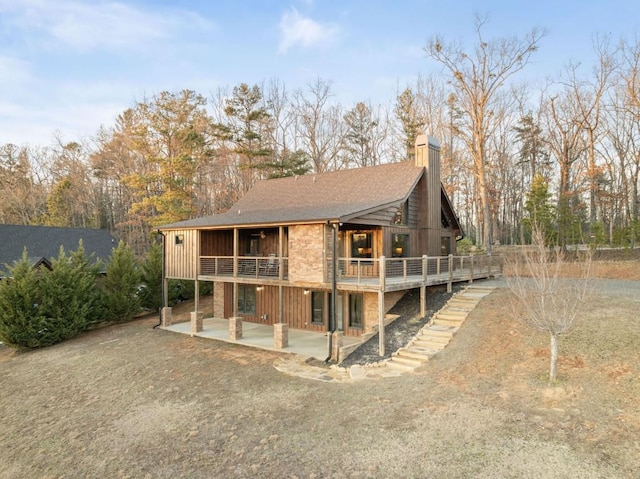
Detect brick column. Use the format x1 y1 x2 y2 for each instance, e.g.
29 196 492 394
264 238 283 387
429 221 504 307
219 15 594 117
331 331 343 362
213 281 224 318
229 317 242 340
161 307 173 327
190 311 204 335
274 323 288 349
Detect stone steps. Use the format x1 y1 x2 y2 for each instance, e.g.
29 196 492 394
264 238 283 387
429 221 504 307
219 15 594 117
382 285 496 373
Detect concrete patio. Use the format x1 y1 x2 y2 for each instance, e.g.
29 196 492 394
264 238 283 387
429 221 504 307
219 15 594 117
162 317 362 360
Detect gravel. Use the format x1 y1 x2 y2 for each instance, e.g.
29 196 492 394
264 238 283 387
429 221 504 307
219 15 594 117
340 284 463 367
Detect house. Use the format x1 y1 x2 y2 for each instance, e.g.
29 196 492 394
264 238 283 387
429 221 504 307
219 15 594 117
157 135 493 359
0 224 117 276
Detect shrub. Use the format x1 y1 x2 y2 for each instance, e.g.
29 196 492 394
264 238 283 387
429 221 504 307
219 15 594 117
0 251 46 348
139 242 163 311
39 247 95 342
0 247 95 348
69 240 105 327
101 241 141 323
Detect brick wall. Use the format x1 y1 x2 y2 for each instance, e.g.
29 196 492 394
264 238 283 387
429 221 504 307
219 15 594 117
362 290 405 334
363 292 379 334
213 281 225 318
288 224 325 283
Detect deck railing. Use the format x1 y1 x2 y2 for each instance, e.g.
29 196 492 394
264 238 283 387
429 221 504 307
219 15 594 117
334 254 502 287
200 256 289 280
199 254 501 287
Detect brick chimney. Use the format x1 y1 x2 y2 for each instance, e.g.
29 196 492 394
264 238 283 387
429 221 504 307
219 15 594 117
415 134 442 255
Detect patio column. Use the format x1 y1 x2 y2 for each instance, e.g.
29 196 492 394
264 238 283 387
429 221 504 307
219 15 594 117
274 323 288 349
161 307 172 327
229 316 242 340
190 311 203 336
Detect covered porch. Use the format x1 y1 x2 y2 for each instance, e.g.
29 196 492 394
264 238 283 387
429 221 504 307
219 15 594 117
162 316 362 361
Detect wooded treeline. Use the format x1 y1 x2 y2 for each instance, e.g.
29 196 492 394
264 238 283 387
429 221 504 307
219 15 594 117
4 22 640 255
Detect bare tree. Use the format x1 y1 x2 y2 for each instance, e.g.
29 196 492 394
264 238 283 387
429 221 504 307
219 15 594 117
291 78 345 173
569 36 617 227
542 82 589 247
426 15 545 252
507 228 594 382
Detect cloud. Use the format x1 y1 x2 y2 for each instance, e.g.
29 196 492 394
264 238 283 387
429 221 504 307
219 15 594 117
278 7 339 54
0 55 33 85
0 0 212 51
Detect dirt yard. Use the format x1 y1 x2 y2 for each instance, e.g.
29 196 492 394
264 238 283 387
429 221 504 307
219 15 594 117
1 270 639 477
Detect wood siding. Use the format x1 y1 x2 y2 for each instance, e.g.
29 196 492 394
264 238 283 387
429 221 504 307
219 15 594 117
222 283 326 332
165 229 197 279
200 230 233 256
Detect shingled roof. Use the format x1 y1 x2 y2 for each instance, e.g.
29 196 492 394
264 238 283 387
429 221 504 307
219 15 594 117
0 225 117 275
161 161 425 230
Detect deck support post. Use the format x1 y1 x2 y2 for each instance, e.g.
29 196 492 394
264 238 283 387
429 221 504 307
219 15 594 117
331 331 343 362
378 290 385 357
278 284 284 323
420 286 426 318
378 257 386 357
194 279 199 312
422 255 428 282
447 254 453 293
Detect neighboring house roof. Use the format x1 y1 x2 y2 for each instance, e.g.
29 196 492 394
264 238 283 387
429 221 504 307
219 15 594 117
0 225 117 274
161 161 428 230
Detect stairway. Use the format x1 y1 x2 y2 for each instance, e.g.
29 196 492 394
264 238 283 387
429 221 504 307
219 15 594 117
385 285 495 372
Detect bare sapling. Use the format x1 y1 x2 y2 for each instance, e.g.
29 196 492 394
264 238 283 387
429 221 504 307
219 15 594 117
507 228 595 382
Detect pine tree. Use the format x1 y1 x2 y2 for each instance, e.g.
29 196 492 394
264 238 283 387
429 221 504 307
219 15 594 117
139 241 163 311
38 246 94 343
523 174 556 244
0 250 46 348
102 241 141 323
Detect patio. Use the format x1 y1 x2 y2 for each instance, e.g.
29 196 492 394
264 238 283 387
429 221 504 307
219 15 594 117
162 317 362 360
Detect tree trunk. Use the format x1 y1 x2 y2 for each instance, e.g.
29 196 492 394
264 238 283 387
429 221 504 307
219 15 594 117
549 332 559 383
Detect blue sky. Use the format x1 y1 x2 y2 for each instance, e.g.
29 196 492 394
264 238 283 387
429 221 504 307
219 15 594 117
1 0 639 147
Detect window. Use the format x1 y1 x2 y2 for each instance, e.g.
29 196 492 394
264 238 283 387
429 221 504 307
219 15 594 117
238 285 256 315
393 200 409 225
391 234 409 257
350 231 372 258
441 237 451 256
311 291 324 324
175 234 184 245
348 293 363 329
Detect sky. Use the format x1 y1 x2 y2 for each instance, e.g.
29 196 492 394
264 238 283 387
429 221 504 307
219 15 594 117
1 0 639 147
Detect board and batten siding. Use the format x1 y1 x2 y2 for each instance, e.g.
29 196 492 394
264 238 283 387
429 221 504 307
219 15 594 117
165 229 198 279
222 284 326 332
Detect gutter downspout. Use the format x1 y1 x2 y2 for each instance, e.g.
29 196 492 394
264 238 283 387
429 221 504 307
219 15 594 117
325 222 338 363
153 230 166 329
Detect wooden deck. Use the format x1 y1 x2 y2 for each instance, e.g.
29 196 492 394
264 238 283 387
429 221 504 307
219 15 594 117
198 254 502 292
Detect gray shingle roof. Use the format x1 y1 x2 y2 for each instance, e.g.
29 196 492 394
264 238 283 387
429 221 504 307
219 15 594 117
161 161 425 230
0 225 117 274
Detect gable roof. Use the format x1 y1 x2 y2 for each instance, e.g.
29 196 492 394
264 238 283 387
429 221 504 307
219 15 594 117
161 161 425 230
0 225 117 274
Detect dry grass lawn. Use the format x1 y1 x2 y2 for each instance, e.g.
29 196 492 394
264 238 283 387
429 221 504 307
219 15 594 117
0 264 638 478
